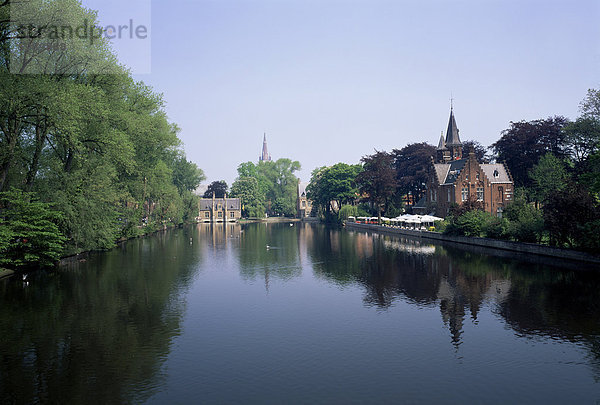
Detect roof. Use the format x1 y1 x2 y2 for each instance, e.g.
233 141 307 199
445 109 462 146
433 163 450 184
437 134 446 150
298 181 308 197
199 198 241 211
442 159 467 184
481 164 512 183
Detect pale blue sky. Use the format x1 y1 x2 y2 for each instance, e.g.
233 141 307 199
84 0 599 184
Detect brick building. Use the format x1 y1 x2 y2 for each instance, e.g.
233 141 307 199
426 109 514 218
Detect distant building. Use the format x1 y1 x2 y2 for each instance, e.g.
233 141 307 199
297 181 314 218
259 133 272 162
424 108 514 218
198 193 241 222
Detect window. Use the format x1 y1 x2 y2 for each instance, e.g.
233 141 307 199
477 187 484 201
499 186 504 202
217 204 222 210
302 201 306 208
204 212 209 218
461 187 468 202
447 188 451 202
497 207 503 218
230 212 235 218
218 211 222 218
476 172 480 180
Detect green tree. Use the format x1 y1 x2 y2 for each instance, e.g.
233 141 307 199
529 153 569 204
306 163 362 217
503 189 544 243
230 176 264 217
0 188 66 268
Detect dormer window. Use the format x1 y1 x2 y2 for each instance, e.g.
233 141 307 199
493 169 499 178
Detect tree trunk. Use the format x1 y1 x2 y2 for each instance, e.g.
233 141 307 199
25 122 47 191
0 116 22 192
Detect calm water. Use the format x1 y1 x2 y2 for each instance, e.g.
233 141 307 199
1 223 599 404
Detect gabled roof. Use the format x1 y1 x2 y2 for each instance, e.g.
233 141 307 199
443 159 466 184
445 109 461 146
481 164 512 183
199 198 241 210
433 163 450 184
298 181 308 197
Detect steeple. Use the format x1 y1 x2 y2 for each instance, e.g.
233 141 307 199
260 133 272 162
437 131 446 150
445 108 461 146
444 107 462 160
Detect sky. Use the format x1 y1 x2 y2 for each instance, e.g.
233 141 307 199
82 0 600 185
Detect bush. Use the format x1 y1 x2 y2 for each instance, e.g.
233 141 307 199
483 217 509 239
0 189 66 269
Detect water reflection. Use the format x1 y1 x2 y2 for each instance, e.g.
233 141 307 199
0 227 199 404
1 223 599 403
311 225 600 361
237 223 302 290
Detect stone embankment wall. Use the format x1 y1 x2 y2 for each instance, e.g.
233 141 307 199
345 222 600 265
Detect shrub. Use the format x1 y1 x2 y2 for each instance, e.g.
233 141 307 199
0 189 66 269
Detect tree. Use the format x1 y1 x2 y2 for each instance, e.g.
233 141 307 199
355 151 396 220
257 158 301 216
230 176 263 217
491 117 570 188
543 183 600 249
529 153 569 204
462 140 491 163
306 163 362 217
392 143 436 207
203 180 228 198
503 188 544 243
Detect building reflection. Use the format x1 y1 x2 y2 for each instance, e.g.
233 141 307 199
305 226 600 364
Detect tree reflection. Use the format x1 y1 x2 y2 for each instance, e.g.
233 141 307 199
307 226 600 368
0 227 199 404
236 223 302 290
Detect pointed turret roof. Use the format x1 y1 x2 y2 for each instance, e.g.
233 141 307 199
445 108 461 146
437 133 446 150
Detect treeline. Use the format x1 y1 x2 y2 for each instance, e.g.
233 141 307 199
0 0 204 268
306 143 487 223
307 91 600 252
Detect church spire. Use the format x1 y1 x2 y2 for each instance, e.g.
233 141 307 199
260 133 271 162
445 108 461 146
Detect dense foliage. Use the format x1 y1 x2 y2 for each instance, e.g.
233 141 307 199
230 158 301 217
0 0 204 267
306 163 362 220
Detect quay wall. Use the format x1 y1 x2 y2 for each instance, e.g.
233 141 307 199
345 222 600 265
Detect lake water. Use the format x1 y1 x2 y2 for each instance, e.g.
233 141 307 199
1 223 599 404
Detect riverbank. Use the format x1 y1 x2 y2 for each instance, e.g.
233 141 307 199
345 222 600 266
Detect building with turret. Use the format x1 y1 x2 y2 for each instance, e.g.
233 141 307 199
424 108 514 218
